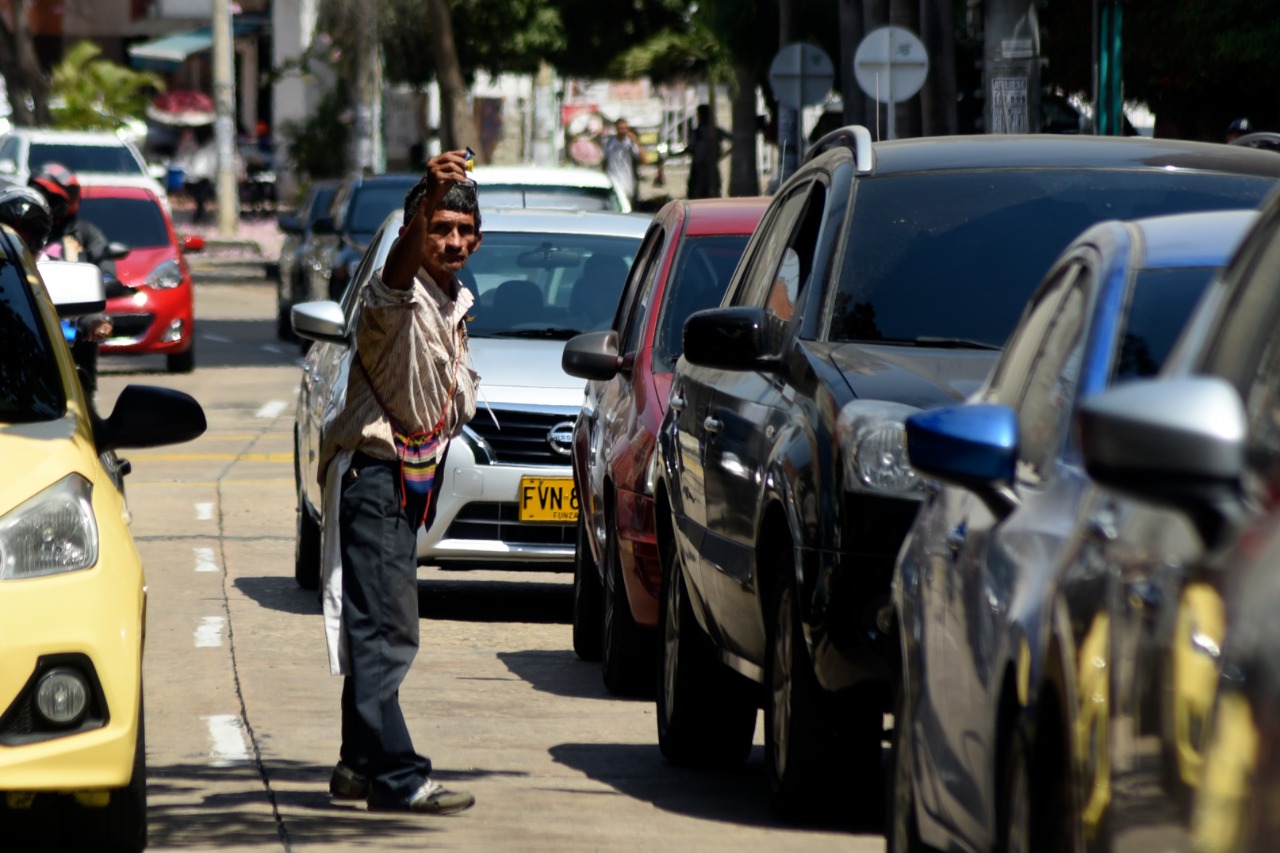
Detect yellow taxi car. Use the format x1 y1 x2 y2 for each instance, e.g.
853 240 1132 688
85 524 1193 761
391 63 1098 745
0 242 205 850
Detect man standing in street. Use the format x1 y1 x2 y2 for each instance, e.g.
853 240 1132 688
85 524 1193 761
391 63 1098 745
317 150 480 815
601 117 641 209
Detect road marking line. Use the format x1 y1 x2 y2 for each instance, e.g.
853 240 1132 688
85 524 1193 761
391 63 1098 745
203 333 232 343
261 344 282 353
202 714 251 766
125 452 293 463
195 502 213 521
194 547 219 573
195 616 225 647
128 479 293 489
256 400 288 419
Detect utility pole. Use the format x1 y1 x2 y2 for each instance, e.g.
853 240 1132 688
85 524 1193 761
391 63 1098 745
776 0 800 184
981 0 1040 135
212 0 238 235
354 0 377 172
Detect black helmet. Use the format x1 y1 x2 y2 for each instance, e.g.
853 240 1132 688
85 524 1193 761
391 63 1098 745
0 185 52 252
29 161 80 219
1228 117 1253 135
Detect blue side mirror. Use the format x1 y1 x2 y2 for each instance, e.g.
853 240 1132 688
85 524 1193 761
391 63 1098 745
906 403 1019 492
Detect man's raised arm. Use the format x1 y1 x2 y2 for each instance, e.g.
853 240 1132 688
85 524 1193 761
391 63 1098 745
381 150 470 290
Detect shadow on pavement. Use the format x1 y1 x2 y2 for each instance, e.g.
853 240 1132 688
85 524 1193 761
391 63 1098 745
498 649 625 702
550 742 883 835
235 575 320 616
416 574 571 624
98 317 303 376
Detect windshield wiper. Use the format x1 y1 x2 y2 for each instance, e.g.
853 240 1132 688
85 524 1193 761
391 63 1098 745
908 336 1001 350
488 327 582 340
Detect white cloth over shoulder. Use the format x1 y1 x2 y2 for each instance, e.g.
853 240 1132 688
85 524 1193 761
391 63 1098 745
321 448 352 676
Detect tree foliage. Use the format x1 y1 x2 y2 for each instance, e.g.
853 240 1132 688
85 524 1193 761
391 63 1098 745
49 41 163 131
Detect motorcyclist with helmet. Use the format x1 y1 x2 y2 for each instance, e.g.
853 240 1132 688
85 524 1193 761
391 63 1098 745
27 161 130 398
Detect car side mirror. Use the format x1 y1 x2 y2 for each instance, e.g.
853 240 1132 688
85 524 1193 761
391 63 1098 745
277 213 302 234
0 158 16 175
180 233 205 253
682 306 783 373
37 260 106 317
105 241 131 260
1077 376 1248 549
906 403 1020 519
311 215 335 235
96 384 207 452
292 299 348 344
562 330 622 381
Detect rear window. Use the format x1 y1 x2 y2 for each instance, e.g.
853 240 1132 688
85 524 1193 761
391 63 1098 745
0 253 65 423
653 234 751 372
833 170 1275 347
79 197 170 248
29 142 143 176
480 185 620 212
347 183 416 234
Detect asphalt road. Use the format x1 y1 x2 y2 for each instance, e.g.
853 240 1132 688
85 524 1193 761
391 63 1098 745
92 271 887 852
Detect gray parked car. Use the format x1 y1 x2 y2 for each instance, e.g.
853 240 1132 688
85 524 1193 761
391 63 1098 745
291 207 649 588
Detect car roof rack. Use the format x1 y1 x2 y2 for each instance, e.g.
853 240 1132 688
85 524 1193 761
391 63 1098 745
803 124 874 173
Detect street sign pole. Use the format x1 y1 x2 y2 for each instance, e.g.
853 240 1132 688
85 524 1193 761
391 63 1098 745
853 26 929 141
212 0 238 235
768 43 835 186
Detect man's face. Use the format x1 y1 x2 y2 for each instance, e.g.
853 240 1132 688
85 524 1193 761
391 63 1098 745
421 207 481 282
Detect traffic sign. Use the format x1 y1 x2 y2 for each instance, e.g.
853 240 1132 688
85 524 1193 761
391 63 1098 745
853 26 929 105
768 43 835 110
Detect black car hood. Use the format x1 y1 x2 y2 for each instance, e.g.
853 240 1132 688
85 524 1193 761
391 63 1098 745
826 342 998 409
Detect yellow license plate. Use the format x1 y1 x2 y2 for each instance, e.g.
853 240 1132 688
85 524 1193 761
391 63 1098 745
519 477 579 523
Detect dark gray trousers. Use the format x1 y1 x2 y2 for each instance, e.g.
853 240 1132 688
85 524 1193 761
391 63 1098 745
337 447 447 803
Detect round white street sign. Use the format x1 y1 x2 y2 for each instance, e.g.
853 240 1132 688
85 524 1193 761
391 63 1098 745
854 25 929 104
768 42 835 110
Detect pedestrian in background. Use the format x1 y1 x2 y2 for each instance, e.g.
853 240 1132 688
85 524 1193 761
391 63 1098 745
601 117 641 208
687 104 729 200
316 149 480 815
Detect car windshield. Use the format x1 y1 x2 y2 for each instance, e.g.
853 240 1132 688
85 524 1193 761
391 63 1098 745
29 142 142 175
79 197 169 248
0 256 66 423
833 170 1274 347
480 186 620 212
1113 266 1220 382
308 186 338 225
465 232 641 339
348 183 416 234
653 234 751 372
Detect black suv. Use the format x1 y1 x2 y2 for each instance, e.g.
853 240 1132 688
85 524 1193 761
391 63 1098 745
303 172 418 304
653 128 1280 817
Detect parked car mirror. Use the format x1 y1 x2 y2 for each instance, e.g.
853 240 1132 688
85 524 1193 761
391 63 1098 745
292 299 348 344
905 403 1020 519
562 330 623 380
1078 376 1247 549
683 306 783 373
311 215 335 235
277 213 302 235
37 260 106 317
96 384 207 452
105 241 131 260
180 233 205 253
0 158 16 175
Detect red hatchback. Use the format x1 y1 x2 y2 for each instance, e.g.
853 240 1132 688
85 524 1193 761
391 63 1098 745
563 196 768 695
79 184 204 372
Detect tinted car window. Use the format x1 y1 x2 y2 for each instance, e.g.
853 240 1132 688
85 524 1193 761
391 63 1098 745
348 183 416 233
307 185 338 226
833 171 1273 347
0 257 66 422
1113 267 1217 382
29 143 141 175
79 197 169 248
653 234 750 372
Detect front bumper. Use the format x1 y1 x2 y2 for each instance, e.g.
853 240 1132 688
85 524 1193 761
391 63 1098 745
416 436 575 567
101 286 194 356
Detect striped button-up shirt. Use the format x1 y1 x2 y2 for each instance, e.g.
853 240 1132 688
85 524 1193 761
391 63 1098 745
318 266 478 484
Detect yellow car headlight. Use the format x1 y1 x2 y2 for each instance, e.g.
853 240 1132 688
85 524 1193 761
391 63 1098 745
0 473 98 579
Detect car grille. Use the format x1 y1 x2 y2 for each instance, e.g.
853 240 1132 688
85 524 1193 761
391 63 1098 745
106 313 154 339
444 502 574 546
467 406 577 466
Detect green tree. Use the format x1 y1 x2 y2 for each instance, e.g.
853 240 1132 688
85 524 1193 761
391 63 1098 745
48 41 163 131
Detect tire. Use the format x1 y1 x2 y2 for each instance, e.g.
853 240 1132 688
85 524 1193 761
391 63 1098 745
275 290 292 340
888 683 931 853
999 727 1033 853
656 539 756 766
294 433 321 590
601 520 654 696
84 695 147 852
166 342 195 373
572 513 603 662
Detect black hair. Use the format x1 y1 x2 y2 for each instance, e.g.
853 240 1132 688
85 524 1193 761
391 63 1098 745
403 179 481 232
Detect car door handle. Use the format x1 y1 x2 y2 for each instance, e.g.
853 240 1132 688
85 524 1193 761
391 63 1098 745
669 394 686 412
703 416 722 434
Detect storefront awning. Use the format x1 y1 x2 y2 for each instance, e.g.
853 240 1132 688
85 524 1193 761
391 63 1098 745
127 21 263 73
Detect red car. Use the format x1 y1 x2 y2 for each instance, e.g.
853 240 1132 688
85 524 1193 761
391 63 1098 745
79 183 204 372
563 196 768 695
